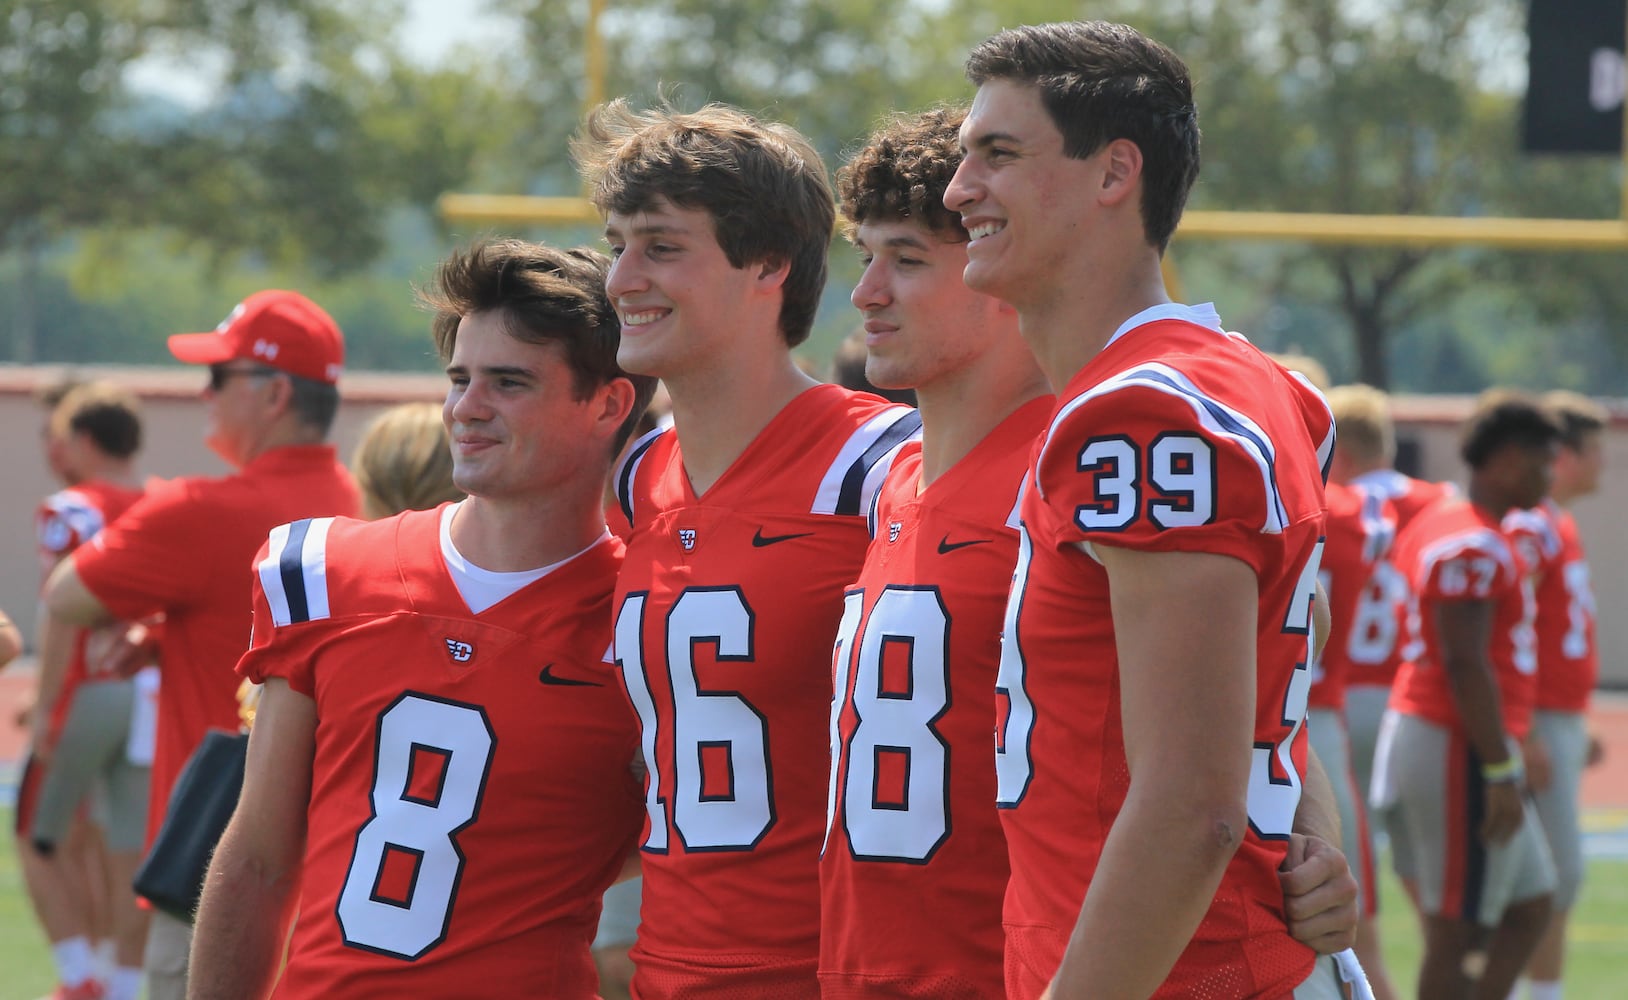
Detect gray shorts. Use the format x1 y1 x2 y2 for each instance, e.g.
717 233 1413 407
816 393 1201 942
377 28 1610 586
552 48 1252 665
31 678 151 854
1293 949 1373 1000
1371 711 1555 925
1308 709 1375 914
1529 709 1588 910
593 877 642 950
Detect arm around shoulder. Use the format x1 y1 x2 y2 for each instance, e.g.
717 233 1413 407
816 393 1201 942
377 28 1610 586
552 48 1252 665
189 679 317 1000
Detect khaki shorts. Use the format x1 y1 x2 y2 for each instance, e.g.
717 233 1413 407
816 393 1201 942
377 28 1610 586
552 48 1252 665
1372 711 1555 925
594 876 642 950
1293 949 1374 999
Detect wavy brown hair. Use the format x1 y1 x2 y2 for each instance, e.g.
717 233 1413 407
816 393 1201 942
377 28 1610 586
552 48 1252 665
837 106 967 241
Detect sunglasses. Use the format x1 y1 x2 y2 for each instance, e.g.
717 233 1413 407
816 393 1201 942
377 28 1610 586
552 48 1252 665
207 365 279 392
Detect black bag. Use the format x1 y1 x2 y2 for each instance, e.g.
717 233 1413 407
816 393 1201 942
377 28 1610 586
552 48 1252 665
132 728 250 923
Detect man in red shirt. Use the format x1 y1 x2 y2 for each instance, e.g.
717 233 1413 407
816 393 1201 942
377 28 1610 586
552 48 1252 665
943 21 1361 999
188 240 652 999
1374 392 1562 1000
43 290 361 1000
1504 391 1607 1000
575 103 920 998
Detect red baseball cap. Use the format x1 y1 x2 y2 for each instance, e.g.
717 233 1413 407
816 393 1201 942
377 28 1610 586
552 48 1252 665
168 290 345 385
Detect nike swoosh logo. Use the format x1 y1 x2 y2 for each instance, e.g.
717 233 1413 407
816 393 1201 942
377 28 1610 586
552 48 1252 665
752 528 814 547
938 534 992 554
538 664 605 687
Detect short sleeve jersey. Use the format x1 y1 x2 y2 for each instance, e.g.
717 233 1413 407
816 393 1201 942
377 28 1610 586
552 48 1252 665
1344 470 1456 687
73 444 360 844
819 397 1050 1000
1389 498 1538 739
995 312 1326 1000
1309 482 1398 711
1503 500 1596 712
611 384 919 998
36 480 145 726
237 508 642 999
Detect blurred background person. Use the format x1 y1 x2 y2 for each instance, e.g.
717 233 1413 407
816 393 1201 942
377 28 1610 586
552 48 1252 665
350 401 465 520
26 381 151 1000
1506 391 1609 1000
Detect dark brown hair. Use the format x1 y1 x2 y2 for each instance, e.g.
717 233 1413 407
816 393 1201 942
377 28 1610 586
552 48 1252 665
421 238 657 450
1460 390 1563 469
965 21 1200 253
572 99 834 347
51 380 142 459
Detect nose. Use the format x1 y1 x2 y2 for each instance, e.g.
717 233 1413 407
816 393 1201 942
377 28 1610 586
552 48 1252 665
448 379 490 425
943 157 979 216
851 259 891 312
605 250 646 304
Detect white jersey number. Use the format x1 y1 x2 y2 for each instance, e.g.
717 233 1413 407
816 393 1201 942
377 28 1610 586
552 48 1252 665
1346 560 1406 665
616 587 773 852
1248 540 1322 839
827 586 951 862
994 524 1037 807
1073 433 1216 533
1561 560 1595 660
337 693 495 960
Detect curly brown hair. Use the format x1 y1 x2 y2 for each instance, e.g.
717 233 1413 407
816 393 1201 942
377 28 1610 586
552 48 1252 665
837 106 968 242
571 99 834 348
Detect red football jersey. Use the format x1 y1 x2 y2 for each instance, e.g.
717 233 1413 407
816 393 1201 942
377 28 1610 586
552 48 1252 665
1343 471 1456 688
36 480 145 729
819 397 1050 1000
237 508 643 999
1389 499 1538 740
611 385 920 999
1504 500 1597 712
995 313 1325 1000
1310 482 1398 711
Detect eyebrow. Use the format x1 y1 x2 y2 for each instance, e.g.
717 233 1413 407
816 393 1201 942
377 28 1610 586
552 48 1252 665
962 128 1024 153
854 231 935 253
446 363 537 379
604 220 691 241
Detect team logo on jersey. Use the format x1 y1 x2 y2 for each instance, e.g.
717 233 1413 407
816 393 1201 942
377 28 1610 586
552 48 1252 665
888 521 902 543
677 528 697 551
444 638 474 662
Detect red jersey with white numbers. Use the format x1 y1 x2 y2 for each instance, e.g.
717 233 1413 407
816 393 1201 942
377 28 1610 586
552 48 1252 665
36 480 145 729
1504 500 1597 712
1389 499 1537 739
1309 482 1397 711
996 315 1325 1000
1344 470 1456 687
611 385 920 999
819 397 1049 1000
237 508 643 999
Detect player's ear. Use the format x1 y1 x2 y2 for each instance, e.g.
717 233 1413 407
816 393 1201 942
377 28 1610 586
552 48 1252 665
594 376 637 442
754 255 790 291
1099 138 1143 208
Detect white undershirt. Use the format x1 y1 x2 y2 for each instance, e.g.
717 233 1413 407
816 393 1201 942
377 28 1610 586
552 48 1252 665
1104 301 1223 350
438 501 610 614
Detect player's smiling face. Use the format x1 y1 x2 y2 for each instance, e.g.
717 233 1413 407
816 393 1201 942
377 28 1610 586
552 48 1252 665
442 309 610 502
850 219 1009 394
604 198 760 380
944 79 1104 306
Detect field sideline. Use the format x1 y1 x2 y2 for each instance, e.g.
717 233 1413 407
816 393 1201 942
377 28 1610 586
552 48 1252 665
0 810 1625 1000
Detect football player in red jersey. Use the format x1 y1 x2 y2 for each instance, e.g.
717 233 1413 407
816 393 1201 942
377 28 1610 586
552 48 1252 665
26 382 150 1000
943 22 1364 999
572 103 919 998
1374 392 1562 1000
188 240 654 1000
1325 384 1456 813
1505 391 1607 1000
822 106 1053 999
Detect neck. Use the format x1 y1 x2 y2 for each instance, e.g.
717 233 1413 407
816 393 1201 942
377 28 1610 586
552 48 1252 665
1467 479 1514 520
663 351 818 495
915 348 1050 488
75 457 139 488
449 476 608 572
1020 260 1170 390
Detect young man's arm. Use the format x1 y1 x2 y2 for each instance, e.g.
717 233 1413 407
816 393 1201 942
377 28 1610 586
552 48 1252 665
1280 753 1359 954
1435 599 1524 843
189 679 316 1000
1044 545 1256 1000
